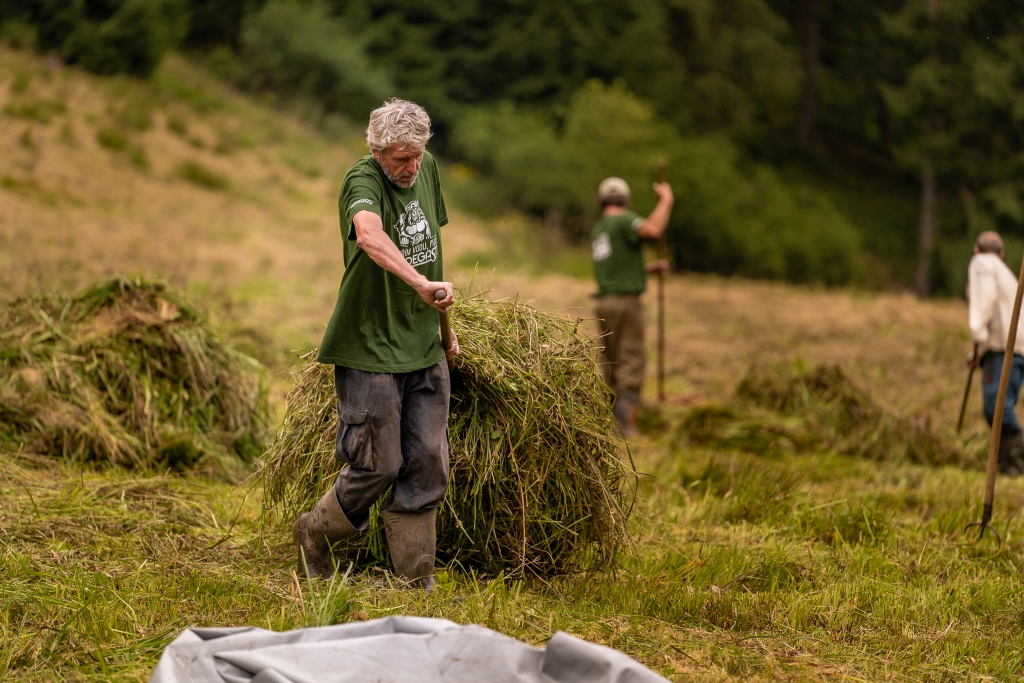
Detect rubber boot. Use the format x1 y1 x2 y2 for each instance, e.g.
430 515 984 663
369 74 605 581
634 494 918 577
382 508 437 591
625 402 640 438
293 485 360 579
613 392 640 439
998 426 1024 477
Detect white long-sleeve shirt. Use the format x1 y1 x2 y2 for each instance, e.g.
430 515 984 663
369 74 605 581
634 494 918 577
967 252 1024 356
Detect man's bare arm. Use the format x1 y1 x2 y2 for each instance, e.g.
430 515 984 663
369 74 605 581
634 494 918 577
352 210 453 310
636 182 675 240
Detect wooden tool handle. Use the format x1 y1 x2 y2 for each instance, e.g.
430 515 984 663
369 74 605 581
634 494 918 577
656 160 667 402
435 289 454 370
984 255 1024 507
656 159 668 260
957 343 979 434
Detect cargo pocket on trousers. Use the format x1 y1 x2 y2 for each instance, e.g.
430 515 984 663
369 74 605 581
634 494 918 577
336 402 375 471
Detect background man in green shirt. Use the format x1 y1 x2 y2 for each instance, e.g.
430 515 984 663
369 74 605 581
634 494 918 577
591 176 674 437
294 99 460 590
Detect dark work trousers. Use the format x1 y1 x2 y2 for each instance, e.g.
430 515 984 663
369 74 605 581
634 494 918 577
595 293 645 402
332 361 450 529
981 351 1024 430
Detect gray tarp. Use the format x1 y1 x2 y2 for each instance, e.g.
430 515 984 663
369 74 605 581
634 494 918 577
150 615 668 683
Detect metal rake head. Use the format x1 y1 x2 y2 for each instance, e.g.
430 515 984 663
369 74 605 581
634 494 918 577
964 503 1002 546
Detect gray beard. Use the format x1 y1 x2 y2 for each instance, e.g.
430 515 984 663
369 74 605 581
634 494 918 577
380 163 419 189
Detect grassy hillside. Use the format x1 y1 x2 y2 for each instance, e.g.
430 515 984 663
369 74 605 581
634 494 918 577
3 47 1024 681
0 46 491 390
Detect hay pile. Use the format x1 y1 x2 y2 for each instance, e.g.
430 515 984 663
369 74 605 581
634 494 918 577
0 276 268 472
259 297 634 576
681 363 968 467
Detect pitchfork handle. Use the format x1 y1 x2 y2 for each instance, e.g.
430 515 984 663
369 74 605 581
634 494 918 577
957 343 979 434
969 252 1024 542
656 160 667 403
436 289 454 372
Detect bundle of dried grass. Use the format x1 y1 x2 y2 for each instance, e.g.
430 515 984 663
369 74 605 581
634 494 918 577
0 276 268 473
259 296 634 576
682 363 968 467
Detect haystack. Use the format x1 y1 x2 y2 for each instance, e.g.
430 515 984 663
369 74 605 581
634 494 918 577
0 276 268 472
259 296 634 576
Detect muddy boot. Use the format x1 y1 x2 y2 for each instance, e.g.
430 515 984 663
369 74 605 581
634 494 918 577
382 508 437 591
998 426 1024 477
293 485 360 579
625 401 640 437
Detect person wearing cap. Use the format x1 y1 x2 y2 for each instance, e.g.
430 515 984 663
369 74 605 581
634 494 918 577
591 176 674 436
293 99 460 590
967 230 1024 475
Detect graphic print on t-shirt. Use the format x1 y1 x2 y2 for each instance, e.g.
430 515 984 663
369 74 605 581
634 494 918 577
395 200 437 267
592 232 612 262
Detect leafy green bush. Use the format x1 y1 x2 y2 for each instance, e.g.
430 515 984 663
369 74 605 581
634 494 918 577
669 148 866 285
0 19 36 49
97 127 130 151
3 97 66 124
452 80 865 286
29 0 186 77
233 1 394 121
177 160 230 190
97 128 149 169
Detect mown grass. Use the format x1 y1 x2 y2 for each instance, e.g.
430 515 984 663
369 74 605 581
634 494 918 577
3 42 1024 682
5 418 1024 681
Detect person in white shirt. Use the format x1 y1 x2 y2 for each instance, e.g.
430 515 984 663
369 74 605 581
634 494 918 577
967 230 1024 475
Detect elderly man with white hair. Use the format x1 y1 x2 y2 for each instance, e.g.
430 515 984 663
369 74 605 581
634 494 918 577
968 230 1024 476
294 99 460 589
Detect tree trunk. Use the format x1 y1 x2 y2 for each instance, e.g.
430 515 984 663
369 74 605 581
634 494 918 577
914 0 939 297
797 0 820 147
879 94 891 149
914 158 937 298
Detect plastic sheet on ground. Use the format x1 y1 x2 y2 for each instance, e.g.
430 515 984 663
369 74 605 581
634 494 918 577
150 615 669 683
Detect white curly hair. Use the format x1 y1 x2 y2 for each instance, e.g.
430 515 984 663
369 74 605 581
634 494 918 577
366 98 433 152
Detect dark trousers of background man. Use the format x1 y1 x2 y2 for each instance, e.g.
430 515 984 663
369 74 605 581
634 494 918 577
981 351 1024 430
596 293 645 410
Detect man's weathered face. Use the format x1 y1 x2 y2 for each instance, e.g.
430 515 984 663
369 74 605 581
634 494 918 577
374 145 424 189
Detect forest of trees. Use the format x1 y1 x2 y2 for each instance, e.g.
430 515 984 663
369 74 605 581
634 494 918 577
3 0 1024 294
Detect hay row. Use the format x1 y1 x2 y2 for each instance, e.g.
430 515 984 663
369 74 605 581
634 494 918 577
0 276 269 473
258 296 635 576
682 363 970 467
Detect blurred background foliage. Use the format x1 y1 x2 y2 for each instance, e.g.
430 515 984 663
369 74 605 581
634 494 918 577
3 0 1024 294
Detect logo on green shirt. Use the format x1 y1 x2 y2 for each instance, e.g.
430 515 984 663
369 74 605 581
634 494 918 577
592 233 612 261
591 210 647 296
396 200 438 267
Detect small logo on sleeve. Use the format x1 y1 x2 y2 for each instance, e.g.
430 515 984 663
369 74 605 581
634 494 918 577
349 198 374 209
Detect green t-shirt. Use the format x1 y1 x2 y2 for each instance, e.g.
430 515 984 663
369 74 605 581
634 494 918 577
317 152 449 372
591 210 647 296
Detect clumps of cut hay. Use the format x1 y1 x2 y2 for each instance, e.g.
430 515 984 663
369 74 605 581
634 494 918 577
681 363 969 467
259 296 634 576
0 276 268 473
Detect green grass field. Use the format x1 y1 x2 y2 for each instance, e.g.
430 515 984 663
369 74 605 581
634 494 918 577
5 421 1024 680
2 45 1023 682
